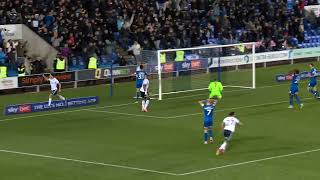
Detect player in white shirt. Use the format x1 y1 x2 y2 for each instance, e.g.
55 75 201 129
140 75 150 112
216 112 242 155
43 74 66 106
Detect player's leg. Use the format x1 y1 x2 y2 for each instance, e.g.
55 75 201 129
208 126 213 143
136 88 140 99
140 91 146 112
217 130 232 155
203 126 209 144
57 92 66 100
48 92 53 106
293 92 303 108
288 92 294 108
144 95 150 112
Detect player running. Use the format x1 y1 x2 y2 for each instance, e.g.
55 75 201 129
288 69 303 109
208 79 223 100
216 112 242 155
308 63 320 99
43 74 66 106
199 99 217 144
135 64 147 99
140 75 150 112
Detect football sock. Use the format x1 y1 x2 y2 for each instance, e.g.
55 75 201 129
145 100 150 109
136 92 140 99
58 95 65 100
220 141 227 150
294 94 301 104
48 98 52 106
289 95 293 106
204 129 208 142
142 100 145 110
208 129 213 139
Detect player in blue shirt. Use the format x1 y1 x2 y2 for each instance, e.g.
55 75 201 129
308 63 320 99
289 69 303 109
199 99 216 144
135 65 147 99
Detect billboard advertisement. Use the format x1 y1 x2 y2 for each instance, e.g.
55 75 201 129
4 96 99 115
275 71 320 82
0 77 18 90
18 72 75 87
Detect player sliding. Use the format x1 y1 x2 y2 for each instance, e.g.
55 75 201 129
199 99 217 144
140 75 150 112
216 112 242 155
288 69 303 109
208 79 223 101
308 63 320 99
43 74 66 106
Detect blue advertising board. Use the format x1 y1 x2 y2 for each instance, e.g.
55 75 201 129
4 96 99 116
275 71 320 82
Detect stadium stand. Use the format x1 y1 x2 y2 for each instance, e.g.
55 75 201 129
0 0 320 72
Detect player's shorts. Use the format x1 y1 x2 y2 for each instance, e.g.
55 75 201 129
308 81 317 88
136 81 143 88
140 91 147 98
204 120 213 128
289 86 299 95
51 90 58 95
223 130 233 141
209 93 222 99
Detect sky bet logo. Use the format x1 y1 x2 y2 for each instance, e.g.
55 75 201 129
7 106 19 113
181 62 191 69
18 105 31 113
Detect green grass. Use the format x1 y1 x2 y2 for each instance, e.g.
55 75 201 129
0 62 320 180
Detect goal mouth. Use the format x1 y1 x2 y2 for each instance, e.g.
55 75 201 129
149 42 256 100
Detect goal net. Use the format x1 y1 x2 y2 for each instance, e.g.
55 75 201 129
146 42 256 100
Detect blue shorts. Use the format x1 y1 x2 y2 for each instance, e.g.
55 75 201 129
136 81 143 88
308 81 317 88
289 86 299 95
224 130 233 140
204 120 213 128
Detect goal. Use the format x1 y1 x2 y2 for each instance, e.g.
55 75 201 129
151 42 256 100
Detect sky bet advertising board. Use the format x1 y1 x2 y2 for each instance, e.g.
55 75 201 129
275 71 320 82
4 96 99 115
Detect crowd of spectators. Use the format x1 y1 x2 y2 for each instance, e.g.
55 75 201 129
0 0 320 64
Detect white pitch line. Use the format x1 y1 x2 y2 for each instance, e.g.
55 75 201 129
178 148 320 176
85 109 167 119
0 149 178 176
167 97 314 119
0 102 136 123
160 83 292 101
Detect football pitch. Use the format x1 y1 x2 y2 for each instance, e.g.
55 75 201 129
0 62 320 180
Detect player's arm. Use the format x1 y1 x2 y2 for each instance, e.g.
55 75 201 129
208 83 212 92
221 122 225 130
198 100 205 106
219 82 224 92
42 74 49 81
236 118 243 126
58 82 62 92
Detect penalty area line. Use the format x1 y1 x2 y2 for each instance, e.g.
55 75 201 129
167 97 314 119
0 149 178 176
178 148 320 176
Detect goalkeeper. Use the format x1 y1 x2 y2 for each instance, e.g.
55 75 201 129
208 79 223 100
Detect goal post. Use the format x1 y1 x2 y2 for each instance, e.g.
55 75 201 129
154 42 256 100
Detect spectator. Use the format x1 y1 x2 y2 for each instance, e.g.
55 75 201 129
6 39 18 70
128 41 142 63
0 48 6 65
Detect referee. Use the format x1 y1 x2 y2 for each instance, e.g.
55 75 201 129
208 79 223 100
